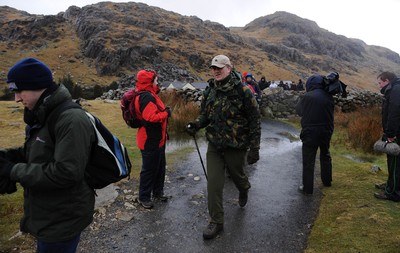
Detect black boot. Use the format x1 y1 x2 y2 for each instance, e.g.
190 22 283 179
239 190 248 207
203 223 223 239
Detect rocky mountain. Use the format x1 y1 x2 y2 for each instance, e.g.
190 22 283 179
0 2 399 93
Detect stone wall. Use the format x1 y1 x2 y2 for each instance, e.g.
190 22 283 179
100 87 383 119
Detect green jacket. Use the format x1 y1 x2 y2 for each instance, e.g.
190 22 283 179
8 85 96 242
196 71 261 150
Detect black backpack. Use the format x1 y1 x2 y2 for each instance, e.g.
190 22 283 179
48 101 132 189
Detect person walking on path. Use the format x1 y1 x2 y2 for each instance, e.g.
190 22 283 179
0 58 96 253
296 73 336 194
134 69 171 209
186 55 261 240
374 71 400 202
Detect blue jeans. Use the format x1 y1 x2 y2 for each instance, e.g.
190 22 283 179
139 146 166 202
37 233 80 253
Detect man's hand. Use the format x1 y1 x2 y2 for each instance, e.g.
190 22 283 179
186 122 198 136
0 177 17 194
247 148 260 165
0 157 14 178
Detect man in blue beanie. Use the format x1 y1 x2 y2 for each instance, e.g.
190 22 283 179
0 58 96 253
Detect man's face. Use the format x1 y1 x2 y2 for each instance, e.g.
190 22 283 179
211 65 231 81
377 77 390 89
14 89 45 110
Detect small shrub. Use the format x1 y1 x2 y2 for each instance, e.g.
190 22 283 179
72 85 83 98
93 84 104 98
58 74 74 93
336 106 382 153
108 81 119 90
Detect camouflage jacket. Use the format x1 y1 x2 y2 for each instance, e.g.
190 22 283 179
195 71 261 150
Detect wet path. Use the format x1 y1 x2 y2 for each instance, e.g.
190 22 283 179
80 119 322 252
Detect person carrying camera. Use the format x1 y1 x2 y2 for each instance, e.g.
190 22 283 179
296 72 340 194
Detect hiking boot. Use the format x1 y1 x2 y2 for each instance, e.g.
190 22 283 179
202 223 223 240
153 195 169 202
374 192 389 200
139 200 154 209
298 185 312 195
239 190 248 207
374 192 400 202
375 182 386 190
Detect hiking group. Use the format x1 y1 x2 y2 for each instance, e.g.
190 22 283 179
0 54 397 252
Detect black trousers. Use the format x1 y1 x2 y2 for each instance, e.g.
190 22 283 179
300 126 333 194
139 146 166 202
385 154 400 200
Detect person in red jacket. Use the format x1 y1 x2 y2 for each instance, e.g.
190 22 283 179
135 69 171 209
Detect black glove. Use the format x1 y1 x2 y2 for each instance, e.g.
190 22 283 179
165 107 172 118
247 148 260 165
0 176 17 194
186 122 199 136
0 157 14 178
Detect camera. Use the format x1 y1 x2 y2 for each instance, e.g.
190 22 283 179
324 72 339 85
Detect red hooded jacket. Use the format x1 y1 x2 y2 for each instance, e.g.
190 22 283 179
134 70 169 150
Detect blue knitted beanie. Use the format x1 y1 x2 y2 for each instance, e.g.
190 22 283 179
7 58 53 91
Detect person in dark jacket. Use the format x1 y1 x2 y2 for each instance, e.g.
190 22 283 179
296 74 335 194
258 76 269 90
374 72 400 202
245 73 262 104
186 55 261 240
134 69 171 209
0 58 96 253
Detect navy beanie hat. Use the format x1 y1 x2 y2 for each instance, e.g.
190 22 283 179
7 58 53 91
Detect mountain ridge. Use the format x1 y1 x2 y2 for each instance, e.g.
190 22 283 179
0 2 399 93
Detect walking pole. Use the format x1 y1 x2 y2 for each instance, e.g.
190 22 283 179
193 134 208 181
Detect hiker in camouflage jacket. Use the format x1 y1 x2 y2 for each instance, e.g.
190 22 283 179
186 55 261 240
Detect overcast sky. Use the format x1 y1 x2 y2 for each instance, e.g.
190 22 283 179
2 0 400 54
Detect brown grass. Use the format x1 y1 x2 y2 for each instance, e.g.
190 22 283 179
335 106 382 153
158 90 200 134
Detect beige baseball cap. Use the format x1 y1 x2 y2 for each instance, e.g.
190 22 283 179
210 55 232 68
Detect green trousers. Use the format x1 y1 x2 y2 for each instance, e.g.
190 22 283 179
206 143 251 224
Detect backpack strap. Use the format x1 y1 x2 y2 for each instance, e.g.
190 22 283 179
47 101 82 142
135 91 165 117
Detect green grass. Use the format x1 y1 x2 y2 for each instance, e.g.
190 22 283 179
305 129 400 253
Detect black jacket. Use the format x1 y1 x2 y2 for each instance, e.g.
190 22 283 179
381 78 400 138
296 75 334 131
